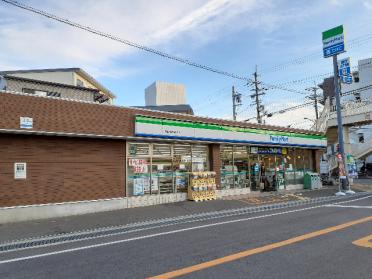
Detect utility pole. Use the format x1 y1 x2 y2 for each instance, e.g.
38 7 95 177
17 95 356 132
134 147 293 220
332 55 352 194
250 65 266 124
232 85 242 121
306 82 320 119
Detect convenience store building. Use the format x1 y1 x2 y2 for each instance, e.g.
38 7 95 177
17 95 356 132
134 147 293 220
0 91 326 222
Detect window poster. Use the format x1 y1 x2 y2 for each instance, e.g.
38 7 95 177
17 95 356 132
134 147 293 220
133 178 144 196
151 177 159 191
176 177 187 189
143 178 150 193
129 159 148 174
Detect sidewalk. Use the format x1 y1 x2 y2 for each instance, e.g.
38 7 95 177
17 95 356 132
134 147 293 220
0 186 365 243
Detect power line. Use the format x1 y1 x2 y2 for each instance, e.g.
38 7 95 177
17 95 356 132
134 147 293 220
1 0 252 82
260 32 372 74
248 66 267 124
305 83 321 119
246 84 372 121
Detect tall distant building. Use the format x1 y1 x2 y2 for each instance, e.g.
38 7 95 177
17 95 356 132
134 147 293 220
145 81 186 106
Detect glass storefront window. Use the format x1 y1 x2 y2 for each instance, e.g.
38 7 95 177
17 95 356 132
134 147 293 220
220 146 234 189
261 154 276 190
275 155 286 190
192 145 209 172
234 146 249 189
284 148 296 185
173 145 192 192
127 143 151 196
294 149 305 184
250 153 261 191
303 149 313 172
127 142 209 196
152 144 173 194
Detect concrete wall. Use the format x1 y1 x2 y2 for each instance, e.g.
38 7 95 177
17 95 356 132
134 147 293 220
0 188 253 224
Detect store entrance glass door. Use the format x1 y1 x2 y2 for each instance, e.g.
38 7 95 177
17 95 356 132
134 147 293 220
152 144 173 194
152 157 173 194
250 154 261 191
275 155 286 190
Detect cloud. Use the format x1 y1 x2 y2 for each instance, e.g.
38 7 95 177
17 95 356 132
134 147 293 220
363 0 372 10
0 0 285 78
0 0 205 77
329 0 344 6
264 102 316 129
152 0 260 44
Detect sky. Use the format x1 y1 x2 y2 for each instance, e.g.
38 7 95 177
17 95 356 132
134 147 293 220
1 0 372 129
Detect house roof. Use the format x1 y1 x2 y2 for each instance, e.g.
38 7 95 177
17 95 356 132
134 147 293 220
133 104 194 115
3 75 100 93
0 68 115 99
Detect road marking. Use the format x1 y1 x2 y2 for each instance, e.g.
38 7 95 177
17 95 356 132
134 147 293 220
326 205 372 209
149 216 372 279
333 194 372 204
353 234 372 248
0 195 369 265
0 205 326 265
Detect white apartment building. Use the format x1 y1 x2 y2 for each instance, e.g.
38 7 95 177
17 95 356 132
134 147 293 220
145 81 186 106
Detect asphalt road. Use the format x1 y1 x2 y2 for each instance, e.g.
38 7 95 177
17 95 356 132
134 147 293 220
0 195 371 279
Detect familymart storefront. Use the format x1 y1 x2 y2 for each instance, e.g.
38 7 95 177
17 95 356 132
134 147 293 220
127 115 326 198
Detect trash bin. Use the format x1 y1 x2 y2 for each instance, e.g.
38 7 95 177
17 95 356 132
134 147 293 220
304 172 322 190
304 172 312 189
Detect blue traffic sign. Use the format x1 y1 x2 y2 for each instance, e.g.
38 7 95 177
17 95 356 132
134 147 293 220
338 57 352 84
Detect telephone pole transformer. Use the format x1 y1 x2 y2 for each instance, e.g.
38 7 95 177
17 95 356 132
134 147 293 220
232 86 242 121
306 82 321 120
250 65 266 124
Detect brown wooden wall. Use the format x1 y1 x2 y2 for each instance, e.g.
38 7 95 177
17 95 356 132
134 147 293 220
0 134 125 207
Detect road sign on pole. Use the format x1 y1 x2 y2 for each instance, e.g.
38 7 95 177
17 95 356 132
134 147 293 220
322 25 346 58
322 25 354 195
338 57 353 84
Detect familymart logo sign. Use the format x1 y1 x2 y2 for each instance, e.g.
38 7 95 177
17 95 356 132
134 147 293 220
322 25 345 58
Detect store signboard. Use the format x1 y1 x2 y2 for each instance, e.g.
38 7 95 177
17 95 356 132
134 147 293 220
322 25 345 58
135 116 327 148
14 162 27 179
270 135 288 144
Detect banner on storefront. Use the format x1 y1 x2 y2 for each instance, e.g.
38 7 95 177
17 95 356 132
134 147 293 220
134 115 327 148
250 147 287 155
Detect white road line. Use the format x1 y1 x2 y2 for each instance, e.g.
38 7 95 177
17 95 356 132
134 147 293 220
326 205 372 209
333 194 372 204
0 195 370 265
0 205 325 265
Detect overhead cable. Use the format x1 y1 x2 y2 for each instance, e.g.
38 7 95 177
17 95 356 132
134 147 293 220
1 0 252 82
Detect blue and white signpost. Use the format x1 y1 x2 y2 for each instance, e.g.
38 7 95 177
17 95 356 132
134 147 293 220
322 25 354 195
338 57 353 84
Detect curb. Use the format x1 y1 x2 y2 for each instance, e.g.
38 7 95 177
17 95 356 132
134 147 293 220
0 192 370 253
